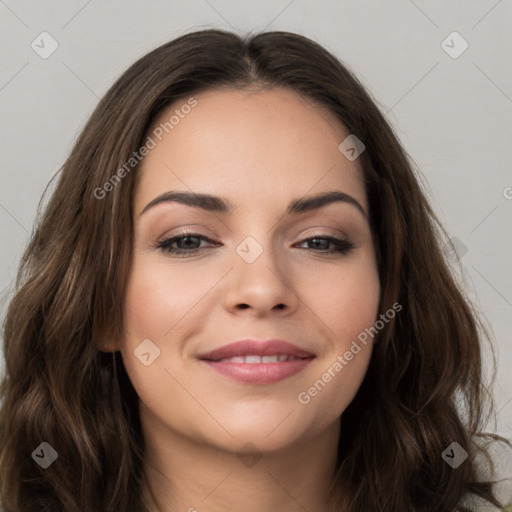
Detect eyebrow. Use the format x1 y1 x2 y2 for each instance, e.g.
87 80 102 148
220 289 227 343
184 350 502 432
139 190 367 219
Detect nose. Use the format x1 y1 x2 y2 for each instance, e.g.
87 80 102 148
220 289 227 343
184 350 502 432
223 240 298 317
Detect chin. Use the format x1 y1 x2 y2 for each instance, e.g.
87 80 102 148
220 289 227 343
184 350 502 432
199 407 320 454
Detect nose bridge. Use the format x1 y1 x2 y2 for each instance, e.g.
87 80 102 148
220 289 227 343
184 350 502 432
230 204 280 266
235 232 283 285
225 229 294 313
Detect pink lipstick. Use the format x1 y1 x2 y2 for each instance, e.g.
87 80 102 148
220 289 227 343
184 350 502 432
198 339 315 384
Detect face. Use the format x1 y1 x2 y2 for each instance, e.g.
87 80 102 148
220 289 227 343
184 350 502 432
119 86 380 453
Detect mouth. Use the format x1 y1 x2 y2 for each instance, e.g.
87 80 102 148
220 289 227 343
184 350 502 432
197 339 316 384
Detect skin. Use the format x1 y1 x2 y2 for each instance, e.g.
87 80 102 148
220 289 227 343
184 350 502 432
115 86 381 512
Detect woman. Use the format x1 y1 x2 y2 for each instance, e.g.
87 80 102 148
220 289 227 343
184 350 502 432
0 28 510 511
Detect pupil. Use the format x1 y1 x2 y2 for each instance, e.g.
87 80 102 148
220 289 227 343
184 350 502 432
181 237 197 249
312 238 327 249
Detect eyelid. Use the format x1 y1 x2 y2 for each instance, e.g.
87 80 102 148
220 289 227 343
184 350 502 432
157 225 218 241
156 226 349 245
155 229 356 258
299 225 349 238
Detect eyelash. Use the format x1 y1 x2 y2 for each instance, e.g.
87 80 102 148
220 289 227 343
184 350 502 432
155 232 355 258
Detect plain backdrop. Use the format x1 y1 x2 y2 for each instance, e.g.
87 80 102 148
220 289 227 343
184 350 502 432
0 0 511 449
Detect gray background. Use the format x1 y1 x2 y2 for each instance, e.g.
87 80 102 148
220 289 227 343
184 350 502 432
0 0 511 446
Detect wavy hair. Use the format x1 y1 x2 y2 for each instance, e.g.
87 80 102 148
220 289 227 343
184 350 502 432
0 28 508 511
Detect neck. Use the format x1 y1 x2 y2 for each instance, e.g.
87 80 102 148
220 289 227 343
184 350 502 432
140 412 341 512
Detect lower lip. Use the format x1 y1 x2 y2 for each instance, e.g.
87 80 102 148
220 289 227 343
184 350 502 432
200 358 314 384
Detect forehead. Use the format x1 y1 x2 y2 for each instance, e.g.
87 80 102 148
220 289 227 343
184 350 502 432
135 86 366 215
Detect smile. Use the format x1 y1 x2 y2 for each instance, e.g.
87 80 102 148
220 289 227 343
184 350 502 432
197 338 316 384
216 354 304 363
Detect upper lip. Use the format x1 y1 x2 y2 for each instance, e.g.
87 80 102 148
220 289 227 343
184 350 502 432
198 339 315 361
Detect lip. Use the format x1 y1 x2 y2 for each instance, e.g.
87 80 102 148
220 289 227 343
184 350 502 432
198 339 315 385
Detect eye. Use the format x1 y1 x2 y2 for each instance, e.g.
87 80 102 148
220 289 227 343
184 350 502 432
156 231 355 258
295 235 355 255
156 232 216 257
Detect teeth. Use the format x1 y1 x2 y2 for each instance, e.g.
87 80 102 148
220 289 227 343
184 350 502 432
227 356 245 363
216 355 297 363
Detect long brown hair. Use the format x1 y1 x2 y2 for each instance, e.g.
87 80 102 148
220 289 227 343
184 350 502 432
0 28 508 511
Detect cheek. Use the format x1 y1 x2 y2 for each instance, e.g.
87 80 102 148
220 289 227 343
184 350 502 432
295 258 380 412
119 253 222 388
301 255 381 343
119 261 206 429
297 348 372 428
122 257 214 342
